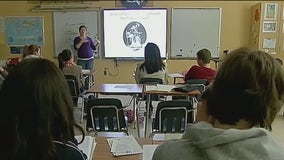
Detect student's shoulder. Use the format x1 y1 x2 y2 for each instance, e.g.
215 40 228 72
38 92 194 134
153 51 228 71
189 65 200 70
76 65 83 70
53 141 86 160
153 139 193 160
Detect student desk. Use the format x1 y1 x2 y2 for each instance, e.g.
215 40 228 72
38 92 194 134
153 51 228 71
82 69 96 89
143 86 201 137
87 84 143 97
93 136 157 160
87 84 144 137
167 72 184 84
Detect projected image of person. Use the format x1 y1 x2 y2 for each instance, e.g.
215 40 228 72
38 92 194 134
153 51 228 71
123 22 146 51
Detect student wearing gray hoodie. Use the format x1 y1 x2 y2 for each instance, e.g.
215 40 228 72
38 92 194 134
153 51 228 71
153 47 284 160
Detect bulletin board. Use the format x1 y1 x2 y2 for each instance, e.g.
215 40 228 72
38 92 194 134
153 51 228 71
53 10 99 57
5 16 44 46
171 8 221 59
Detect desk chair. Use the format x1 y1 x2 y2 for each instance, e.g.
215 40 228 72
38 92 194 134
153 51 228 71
86 98 128 137
152 100 194 134
65 75 87 123
138 78 164 115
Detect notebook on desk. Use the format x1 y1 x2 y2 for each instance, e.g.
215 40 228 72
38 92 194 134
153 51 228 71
107 135 143 156
145 84 175 92
172 84 201 93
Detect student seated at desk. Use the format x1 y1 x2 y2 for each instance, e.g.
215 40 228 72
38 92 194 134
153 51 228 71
152 47 284 160
134 42 168 84
22 44 41 59
58 49 85 91
183 48 216 84
0 58 87 160
134 42 168 113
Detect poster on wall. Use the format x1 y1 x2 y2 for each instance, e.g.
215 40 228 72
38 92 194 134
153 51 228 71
5 16 44 46
263 21 277 32
263 38 276 49
264 3 277 20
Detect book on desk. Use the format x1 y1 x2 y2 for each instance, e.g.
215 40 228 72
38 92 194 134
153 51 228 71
75 135 96 160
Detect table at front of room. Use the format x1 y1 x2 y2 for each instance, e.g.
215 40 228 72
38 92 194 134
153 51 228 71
87 84 144 137
143 87 201 138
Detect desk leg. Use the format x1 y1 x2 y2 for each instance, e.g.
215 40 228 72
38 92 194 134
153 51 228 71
133 94 140 137
95 93 99 99
188 96 198 122
144 94 151 138
88 75 91 89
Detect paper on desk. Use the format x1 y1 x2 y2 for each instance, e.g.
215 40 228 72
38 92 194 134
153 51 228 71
114 85 134 89
152 133 183 141
82 69 91 74
75 135 96 160
107 135 143 156
145 84 175 92
168 72 184 78
142 145 159 160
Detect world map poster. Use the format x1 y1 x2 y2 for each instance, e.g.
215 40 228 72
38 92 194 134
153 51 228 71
5 16 44 46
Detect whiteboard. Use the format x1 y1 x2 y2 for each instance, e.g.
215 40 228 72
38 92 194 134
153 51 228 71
171 8 221 59
53 10 99 57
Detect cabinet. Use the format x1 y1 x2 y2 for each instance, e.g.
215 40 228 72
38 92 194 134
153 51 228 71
250 2 284 54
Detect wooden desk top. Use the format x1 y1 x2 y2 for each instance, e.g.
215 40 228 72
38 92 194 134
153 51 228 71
87 84 143 95
167 72 184 78
93 137 153 160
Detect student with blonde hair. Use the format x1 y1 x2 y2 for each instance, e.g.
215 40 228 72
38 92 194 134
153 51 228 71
153 47 284 160
22 44 41 59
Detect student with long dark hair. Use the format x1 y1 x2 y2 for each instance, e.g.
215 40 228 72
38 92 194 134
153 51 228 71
0 58 86 160
134 42 168 114
134 42 168 84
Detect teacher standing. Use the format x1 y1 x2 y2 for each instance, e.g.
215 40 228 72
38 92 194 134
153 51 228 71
73 25 100 70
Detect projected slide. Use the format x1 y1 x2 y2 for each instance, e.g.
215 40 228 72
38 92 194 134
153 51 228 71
103 9 167 59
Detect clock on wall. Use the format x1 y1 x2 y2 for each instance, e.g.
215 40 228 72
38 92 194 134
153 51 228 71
121 0 148 8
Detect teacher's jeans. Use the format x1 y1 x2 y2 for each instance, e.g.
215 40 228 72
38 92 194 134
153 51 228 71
77 59 94 70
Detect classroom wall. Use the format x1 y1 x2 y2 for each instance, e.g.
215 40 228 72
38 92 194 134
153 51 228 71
0 1 281 84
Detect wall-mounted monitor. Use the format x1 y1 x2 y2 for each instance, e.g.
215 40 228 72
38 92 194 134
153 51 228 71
103 8 167 60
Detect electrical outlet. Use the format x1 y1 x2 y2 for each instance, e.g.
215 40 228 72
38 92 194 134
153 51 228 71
104 68 107 75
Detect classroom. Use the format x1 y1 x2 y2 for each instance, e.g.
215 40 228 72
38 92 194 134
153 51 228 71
1 1 283 84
